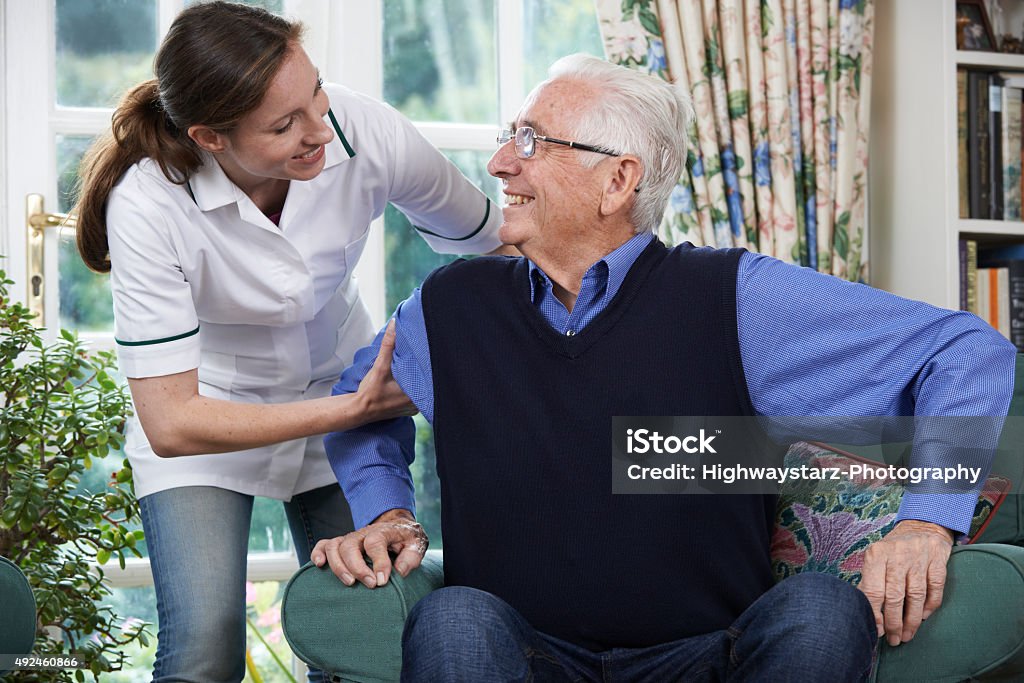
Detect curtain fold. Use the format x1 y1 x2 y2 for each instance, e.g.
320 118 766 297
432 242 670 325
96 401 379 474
595 0 874 280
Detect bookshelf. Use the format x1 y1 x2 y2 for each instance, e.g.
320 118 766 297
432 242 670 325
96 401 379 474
870 1 1024 311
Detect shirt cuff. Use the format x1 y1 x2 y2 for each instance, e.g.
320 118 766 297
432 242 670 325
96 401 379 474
344 474 417 529
896 491 981 538
415 198 503 255
115 330 201 378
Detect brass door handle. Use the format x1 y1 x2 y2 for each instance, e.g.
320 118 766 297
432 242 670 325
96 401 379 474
25 193 77 326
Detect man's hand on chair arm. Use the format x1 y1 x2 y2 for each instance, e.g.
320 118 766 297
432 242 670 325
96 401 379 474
857 519 955 647
311 508 429 588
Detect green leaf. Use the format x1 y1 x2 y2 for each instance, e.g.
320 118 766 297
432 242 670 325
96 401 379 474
96 549 111 565
60 329 75 343
834 211 851 259
637 7 661 36
1 506 18 528
63 380 75 394
727 90 749 119
139 633 149 647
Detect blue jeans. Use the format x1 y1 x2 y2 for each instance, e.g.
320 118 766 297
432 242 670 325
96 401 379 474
402 572 876 682
139 484 353 683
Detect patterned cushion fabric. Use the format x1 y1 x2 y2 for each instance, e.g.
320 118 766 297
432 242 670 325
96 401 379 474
771 441 1011 585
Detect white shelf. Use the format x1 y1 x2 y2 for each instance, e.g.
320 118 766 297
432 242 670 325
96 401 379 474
956 50 1024 69
958 219 1024 237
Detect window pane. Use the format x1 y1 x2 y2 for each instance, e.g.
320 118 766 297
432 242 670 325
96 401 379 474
249 497 295 554
384 150 500 313
55 0 157 108
522 0 605 95
244 580 298 682
96 581 301 682
383 0 497 124
57 134 114 333
91 585 157 681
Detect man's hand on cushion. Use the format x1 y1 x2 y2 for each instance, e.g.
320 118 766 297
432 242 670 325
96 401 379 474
311 509 428 588
857 519 955 647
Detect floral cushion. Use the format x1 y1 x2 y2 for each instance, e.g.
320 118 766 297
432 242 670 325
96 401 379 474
771 441 1011 585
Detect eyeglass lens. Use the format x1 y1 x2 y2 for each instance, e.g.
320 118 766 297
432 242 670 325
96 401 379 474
515 128 535 158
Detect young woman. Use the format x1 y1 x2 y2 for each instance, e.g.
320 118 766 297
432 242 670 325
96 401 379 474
73 2 502 680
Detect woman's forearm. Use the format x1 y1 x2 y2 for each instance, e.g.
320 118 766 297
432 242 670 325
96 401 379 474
141 392 373 457
131 321 415 457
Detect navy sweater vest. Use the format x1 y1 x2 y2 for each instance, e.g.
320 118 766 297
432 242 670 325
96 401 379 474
421 239 776 651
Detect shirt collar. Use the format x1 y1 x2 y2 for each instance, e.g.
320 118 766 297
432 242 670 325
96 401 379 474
187 111 353 212
527 230 655 303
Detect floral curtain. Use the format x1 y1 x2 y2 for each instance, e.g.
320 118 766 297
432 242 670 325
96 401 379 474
594 0 874 280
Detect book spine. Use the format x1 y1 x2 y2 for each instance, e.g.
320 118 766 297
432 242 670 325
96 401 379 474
1008 262 1024 351
978 267 991 323
991 77 1004 220
998 267 1011 339
959 239 968 310
990 267 1000 331
959 69 970 218
1004 87 1023 220
968 71 991 218
967 239 978 314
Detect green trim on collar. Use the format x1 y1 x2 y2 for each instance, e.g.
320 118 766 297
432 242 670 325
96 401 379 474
414 196 491 242
116 325 200 347
328 109 356 158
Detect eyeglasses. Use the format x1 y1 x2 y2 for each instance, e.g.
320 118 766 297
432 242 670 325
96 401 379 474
496 126 620 160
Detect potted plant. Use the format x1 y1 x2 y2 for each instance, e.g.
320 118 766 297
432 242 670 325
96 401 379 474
0 267 149 681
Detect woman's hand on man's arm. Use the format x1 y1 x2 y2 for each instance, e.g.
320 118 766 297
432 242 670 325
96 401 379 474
127 321 416 457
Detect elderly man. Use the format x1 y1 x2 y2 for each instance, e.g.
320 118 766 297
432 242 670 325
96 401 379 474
315 55 1014 682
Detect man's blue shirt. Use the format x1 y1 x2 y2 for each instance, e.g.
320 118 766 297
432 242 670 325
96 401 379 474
327 232 1016 533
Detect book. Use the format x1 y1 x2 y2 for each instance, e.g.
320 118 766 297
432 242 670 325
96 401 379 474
968 71 991 219
959 69 969 218
999 72 1024 219
960 238 979 312
960 239 968 310
1004 86 1023 220
991 75 1004 220
978 245 1024 350
996 267 1010 339
967 239 978 314
977 266 991 323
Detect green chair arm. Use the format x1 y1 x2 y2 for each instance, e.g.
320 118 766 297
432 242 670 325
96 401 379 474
281 550 444 683
875 543 1024 683
0 556 37 659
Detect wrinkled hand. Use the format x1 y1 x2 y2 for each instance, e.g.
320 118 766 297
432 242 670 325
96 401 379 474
355 319 418 422
311 509 428 588
858 520 954 646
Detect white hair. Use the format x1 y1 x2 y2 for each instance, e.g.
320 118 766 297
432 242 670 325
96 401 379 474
544 53 694 233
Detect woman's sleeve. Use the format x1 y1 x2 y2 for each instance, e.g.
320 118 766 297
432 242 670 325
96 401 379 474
106 180 200 379
385 105 503 255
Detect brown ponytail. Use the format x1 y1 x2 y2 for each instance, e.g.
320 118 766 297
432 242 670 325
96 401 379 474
73 1 303 273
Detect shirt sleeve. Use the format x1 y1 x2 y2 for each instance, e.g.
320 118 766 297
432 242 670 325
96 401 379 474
386 106 503 255
326 289 436 528
736 251 1016 535
106 177 201 379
